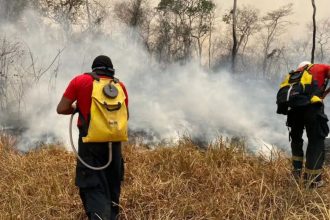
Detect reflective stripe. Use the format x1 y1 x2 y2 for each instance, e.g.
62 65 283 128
305 168 323 175
94 213 103 220
292 156 304 162
287 84 293 101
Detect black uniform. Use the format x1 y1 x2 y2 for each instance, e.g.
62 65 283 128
78 57 125 219
76 135 124 220
287 104 329 184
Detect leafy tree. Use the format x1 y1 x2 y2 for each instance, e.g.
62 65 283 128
114 0 154 52
260 3 292 76
223 5 260 72
315 19 330 62
84 0 108 33
35 0 85 35
155 0 215 63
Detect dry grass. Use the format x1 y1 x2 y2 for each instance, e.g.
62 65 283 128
0 134 82 220
0 134 329 220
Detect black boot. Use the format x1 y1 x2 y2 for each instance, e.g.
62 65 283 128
291 169 302 182
303 173 325 189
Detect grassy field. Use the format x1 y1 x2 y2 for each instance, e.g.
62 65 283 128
0 134 329 220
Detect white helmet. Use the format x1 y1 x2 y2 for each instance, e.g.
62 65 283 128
298 61 311 69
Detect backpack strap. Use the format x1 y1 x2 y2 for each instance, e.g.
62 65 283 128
85 72 120 83
305 64 324 99
85 72 100 81
322 76 329 91
306 64 314 71
113 77 120 83
322 78 330 98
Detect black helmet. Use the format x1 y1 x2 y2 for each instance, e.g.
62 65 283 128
92 55 114 72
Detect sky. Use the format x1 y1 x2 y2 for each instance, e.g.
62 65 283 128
218 0 329 26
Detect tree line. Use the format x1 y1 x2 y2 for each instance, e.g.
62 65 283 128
1 0 329 74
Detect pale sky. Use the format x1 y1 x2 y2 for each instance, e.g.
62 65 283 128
218 0 329 26
149 0 330 35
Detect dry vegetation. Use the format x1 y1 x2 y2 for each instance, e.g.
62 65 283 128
0 134 329 220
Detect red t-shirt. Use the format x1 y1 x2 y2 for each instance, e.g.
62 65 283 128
63 73 128 125
306 64 330 89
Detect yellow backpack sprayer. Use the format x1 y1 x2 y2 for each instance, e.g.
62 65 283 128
70 72 128 170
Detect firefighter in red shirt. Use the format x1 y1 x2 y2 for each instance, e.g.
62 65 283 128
287 61 330 188
57 55 128 219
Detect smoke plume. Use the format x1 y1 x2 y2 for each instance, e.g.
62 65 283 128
0 8 290 153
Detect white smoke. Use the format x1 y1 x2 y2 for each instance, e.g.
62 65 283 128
0 9 290 153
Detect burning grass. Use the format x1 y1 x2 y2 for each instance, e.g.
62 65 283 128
0 134 329 219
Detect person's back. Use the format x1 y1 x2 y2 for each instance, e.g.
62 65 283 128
63 70 128 131
57 55 128 219
302 63 330 91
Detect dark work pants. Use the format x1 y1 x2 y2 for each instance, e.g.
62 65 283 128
76 136 124 220
287 104 329 182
